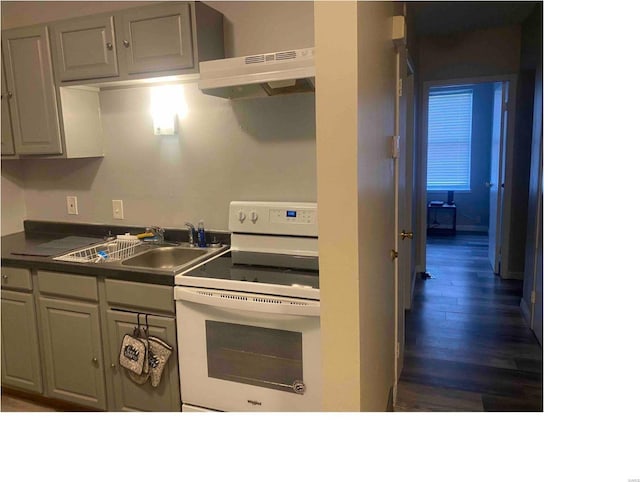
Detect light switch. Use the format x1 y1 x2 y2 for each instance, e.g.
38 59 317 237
66 196 78 215
112 200 124 219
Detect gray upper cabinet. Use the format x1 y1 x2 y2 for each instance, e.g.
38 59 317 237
117 2 194 76
48 1 224 86
50 14 118 82
1 62 15 155
1 25 63 155
0 60 16 155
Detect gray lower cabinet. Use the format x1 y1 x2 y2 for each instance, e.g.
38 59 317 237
1 290 43 393
105 309 180 412
38 296 107 410
2 268 181 412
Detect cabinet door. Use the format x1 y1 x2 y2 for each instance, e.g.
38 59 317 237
117 2 194 76
1 25 62 155
1 291 42 393
105 310 180 412
39 296 106 410
51 14 118 82
1 61 15 155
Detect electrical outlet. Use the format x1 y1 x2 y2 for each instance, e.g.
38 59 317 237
66 196 78 215
112 200 124 219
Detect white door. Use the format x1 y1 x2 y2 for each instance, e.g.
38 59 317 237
394 46 414 400
403 69 416 310
488 81 509 273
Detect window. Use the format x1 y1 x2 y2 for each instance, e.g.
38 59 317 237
426 88 473 191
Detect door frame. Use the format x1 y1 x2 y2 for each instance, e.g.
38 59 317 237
418 74 518 278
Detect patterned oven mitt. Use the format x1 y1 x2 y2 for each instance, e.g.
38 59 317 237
127 336 150 385
147 336 173 388
119 333 146 376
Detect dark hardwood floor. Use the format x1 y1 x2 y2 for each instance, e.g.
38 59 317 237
395 233 543 412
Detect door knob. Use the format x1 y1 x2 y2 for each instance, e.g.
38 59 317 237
400 230 413 240
485 181 494 188
123 39 130 48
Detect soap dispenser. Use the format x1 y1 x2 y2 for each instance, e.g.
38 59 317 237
197 220 207 247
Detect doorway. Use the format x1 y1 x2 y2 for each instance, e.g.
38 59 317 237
422 78 514 272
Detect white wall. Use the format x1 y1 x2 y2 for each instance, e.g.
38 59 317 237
21 82 316 230
1 1 315 232
355 0 396 411
315 0 396 411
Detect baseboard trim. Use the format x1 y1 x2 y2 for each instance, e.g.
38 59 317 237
520 298 531 326
456 225 489 233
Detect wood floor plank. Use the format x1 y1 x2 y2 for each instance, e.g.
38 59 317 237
396 233 543 412
1 393 58 412
395 381 484 412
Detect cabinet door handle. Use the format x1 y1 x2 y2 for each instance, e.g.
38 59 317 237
110 363 117 369
2 275 8 281
123 39 130 48
106 42 113 50
6 92 13 99
92 357 99 365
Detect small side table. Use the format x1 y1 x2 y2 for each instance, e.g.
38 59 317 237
427 202 457 235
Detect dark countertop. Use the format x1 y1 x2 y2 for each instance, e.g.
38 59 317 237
1 221 230 286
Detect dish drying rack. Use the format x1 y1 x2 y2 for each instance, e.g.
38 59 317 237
54 234 142 263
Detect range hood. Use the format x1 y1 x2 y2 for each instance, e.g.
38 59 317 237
198 47 315 99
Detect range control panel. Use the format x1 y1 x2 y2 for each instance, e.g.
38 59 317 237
228 201 318 236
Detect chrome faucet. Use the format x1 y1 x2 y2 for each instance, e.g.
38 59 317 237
184 222 197 247
147 226 165 244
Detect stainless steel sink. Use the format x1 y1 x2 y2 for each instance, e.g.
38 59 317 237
120 246 212 270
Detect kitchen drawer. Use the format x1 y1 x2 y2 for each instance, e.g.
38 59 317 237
1 267 32 291
38 270 98 301
105 279 174 315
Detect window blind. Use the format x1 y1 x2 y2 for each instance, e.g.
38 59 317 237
426 89 473 191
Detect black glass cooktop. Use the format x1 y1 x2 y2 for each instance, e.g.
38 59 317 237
183 251 319 289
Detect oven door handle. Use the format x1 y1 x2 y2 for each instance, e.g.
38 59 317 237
175 286 320 317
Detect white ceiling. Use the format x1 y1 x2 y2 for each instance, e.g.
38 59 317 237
407 1 539 36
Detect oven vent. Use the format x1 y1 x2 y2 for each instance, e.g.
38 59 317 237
218 293 249 301
254 297 283 304
195 289 315 306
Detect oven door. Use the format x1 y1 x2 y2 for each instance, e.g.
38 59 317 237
175 286 321 412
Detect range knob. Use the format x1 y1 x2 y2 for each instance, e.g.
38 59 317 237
237 210 246 223
250 211 258 223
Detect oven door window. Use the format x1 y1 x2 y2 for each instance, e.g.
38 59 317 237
205 320 303 394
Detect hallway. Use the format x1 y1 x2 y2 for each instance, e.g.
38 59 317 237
395 233 543 411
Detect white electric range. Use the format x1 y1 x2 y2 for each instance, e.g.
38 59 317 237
174 201 321 412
